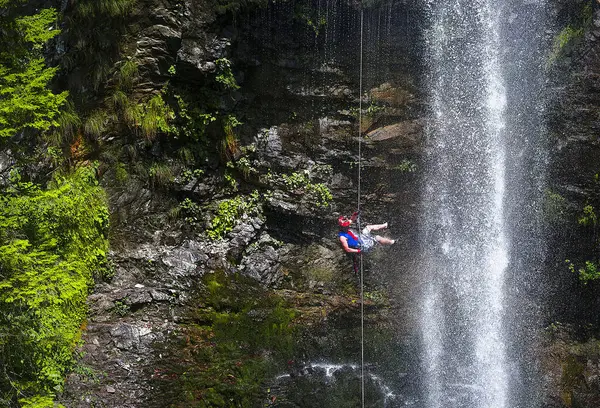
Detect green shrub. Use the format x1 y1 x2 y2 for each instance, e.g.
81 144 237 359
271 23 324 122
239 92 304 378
0 166 109 404
208 192 261 240
578 204 597 227
215 58 240 91
0 6 68 139
269 171 333 207
394 159 417 173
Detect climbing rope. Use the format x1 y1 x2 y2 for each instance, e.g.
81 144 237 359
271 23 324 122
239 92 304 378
357 7 365 408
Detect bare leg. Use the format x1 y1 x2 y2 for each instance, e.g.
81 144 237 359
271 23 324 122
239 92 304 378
374 235 395 245
364 222 388 233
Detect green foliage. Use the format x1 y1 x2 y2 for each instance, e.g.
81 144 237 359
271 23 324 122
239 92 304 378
149 162 174 188
64 0 137 91
172 94 216 142
543 189 568 224
566 259 600 284
295 5 327 37
54 101 82 145
393 159 417 173
221 115 241 159
179 198 203 226
180 168 205 184
0 4 68 139
116 93 174 140
0 59 68 138
578 204 597 227
114 162 129 184
215 59 240 91
117 60 139 92
264 171 333 207
208 192 261 240
83 110 108 140
140 94 174 139
111 300 130 317
18 395 65 408
0 166 109 404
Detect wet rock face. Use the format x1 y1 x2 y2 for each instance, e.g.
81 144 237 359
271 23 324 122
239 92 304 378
545 5 600 327
59 1 426 406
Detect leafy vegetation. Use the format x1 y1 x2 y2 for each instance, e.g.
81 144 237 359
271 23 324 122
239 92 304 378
394 159 417 173
263 170 333 207
0 166 109 405
295 4 327 37
566 182 600 283
207 192 262 240
215 59 240 91
0 5 67 140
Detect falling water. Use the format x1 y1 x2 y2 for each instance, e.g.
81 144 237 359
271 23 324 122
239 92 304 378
421 1 549 407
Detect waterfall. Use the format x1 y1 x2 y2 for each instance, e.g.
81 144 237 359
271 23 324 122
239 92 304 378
420 1 548 407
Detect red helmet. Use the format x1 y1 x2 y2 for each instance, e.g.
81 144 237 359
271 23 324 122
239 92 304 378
338 215 351 227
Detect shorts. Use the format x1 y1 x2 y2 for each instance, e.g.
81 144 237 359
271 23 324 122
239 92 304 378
359 229 375 252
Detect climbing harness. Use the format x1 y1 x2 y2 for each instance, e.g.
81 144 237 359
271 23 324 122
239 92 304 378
357 7 365 408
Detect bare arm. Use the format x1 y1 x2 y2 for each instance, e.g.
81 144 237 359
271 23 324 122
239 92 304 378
340 236 360 253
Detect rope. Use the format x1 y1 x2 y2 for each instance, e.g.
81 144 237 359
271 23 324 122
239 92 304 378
357 7 365 408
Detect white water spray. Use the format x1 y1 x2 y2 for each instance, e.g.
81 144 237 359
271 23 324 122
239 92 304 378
421 1 508 407
420 0 550 406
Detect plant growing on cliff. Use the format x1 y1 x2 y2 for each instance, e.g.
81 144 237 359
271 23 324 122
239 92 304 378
0 5 68 139
295 5 327 37
0 166 109 405
394 159 417 173
263 171 333 208
566 199 600 283
208 191 261 240
215 58 240 91
221 114 242 159
64 0 137 90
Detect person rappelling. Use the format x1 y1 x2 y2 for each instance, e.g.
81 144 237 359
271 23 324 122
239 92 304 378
338 211 395 254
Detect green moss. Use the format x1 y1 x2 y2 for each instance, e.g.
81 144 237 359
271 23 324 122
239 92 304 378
561 356 585 407
153 271 298 406
548 2 593 65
